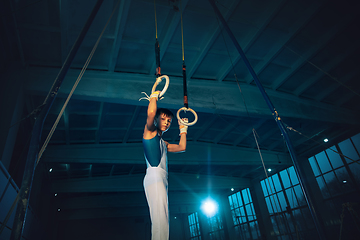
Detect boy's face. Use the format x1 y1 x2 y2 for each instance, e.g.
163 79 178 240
156 113 172 132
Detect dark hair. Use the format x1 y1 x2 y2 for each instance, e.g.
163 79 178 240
156 108 174 119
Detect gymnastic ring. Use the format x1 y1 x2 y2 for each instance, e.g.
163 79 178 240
151 75 170 99
177 107 198 126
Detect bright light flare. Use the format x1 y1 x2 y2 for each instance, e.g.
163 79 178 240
201 198 218 217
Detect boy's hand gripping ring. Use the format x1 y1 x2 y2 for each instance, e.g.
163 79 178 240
151 75 169 99
177 107 198 126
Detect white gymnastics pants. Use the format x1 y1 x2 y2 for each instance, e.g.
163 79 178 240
144 167 169 240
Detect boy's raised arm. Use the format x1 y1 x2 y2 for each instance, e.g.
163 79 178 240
145 91 160 133
166 119 187 153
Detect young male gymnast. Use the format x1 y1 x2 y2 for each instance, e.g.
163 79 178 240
143 90 188 240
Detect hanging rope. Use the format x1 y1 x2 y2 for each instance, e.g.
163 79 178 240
253 129 281 213
37 0 120 163
284 123 359 165
253 128 287 236
154 0 161 77
154 0 158 40
139 0 169 101
176 0 198 126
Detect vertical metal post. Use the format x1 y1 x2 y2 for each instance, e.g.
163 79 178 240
208 0 327 239
10 1 104 239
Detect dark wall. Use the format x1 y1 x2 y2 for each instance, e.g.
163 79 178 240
56 217 151 240
54 213 189 240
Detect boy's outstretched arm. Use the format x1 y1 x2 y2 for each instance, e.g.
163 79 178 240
167 119 187 153
144 91 160 138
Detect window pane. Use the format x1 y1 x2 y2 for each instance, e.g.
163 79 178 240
241 224 250 239
261 180 269 196
326 147 344 169
280 169 291 189
251 204 257 220
189 214 194 224
309 157 321 176
265 197 274 214
242 189 249 204
334 167 349 183
277 191 287 211
272 174 282 192
246 204 254 221
188 212 201 239
348 162 360 185
292 209 304 231
293 185 305 206
286 188 298 208
351 134 360 153
272 195 281 213
285 212 295 233
288 166 299 185
232 194 239 208
234 208 240 224
270 216 279 234
323 171 341 196
240 207 246 223
266 179 276 195
316 176 330 198
237 192 243 206
315 152 332 173
277 215 288 236
335 167 353 193
250 221 260 239
228 195 233 209
246 188 253 202
339 139 359 163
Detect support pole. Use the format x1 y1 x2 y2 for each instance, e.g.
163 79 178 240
10 1 104 239
208 0 327 239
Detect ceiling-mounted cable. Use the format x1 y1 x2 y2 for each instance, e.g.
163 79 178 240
139 0 170 101
215 16 250 118
252 128 286 236
180 0 185 62
154 0 158 40
154 0 161 77
285 45 360 98
284 122 359 165
177 0 198 126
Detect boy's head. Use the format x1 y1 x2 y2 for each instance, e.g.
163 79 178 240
155 108 174 119
155 108 174 133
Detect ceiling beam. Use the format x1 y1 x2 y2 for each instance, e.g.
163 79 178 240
217 0 287 82
43 142 291 166
241 1 322 84
108 0 132 72
187 0 239 79
23 67 360 124
294 45 359 97
271 12 357 90
315 69 358 102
